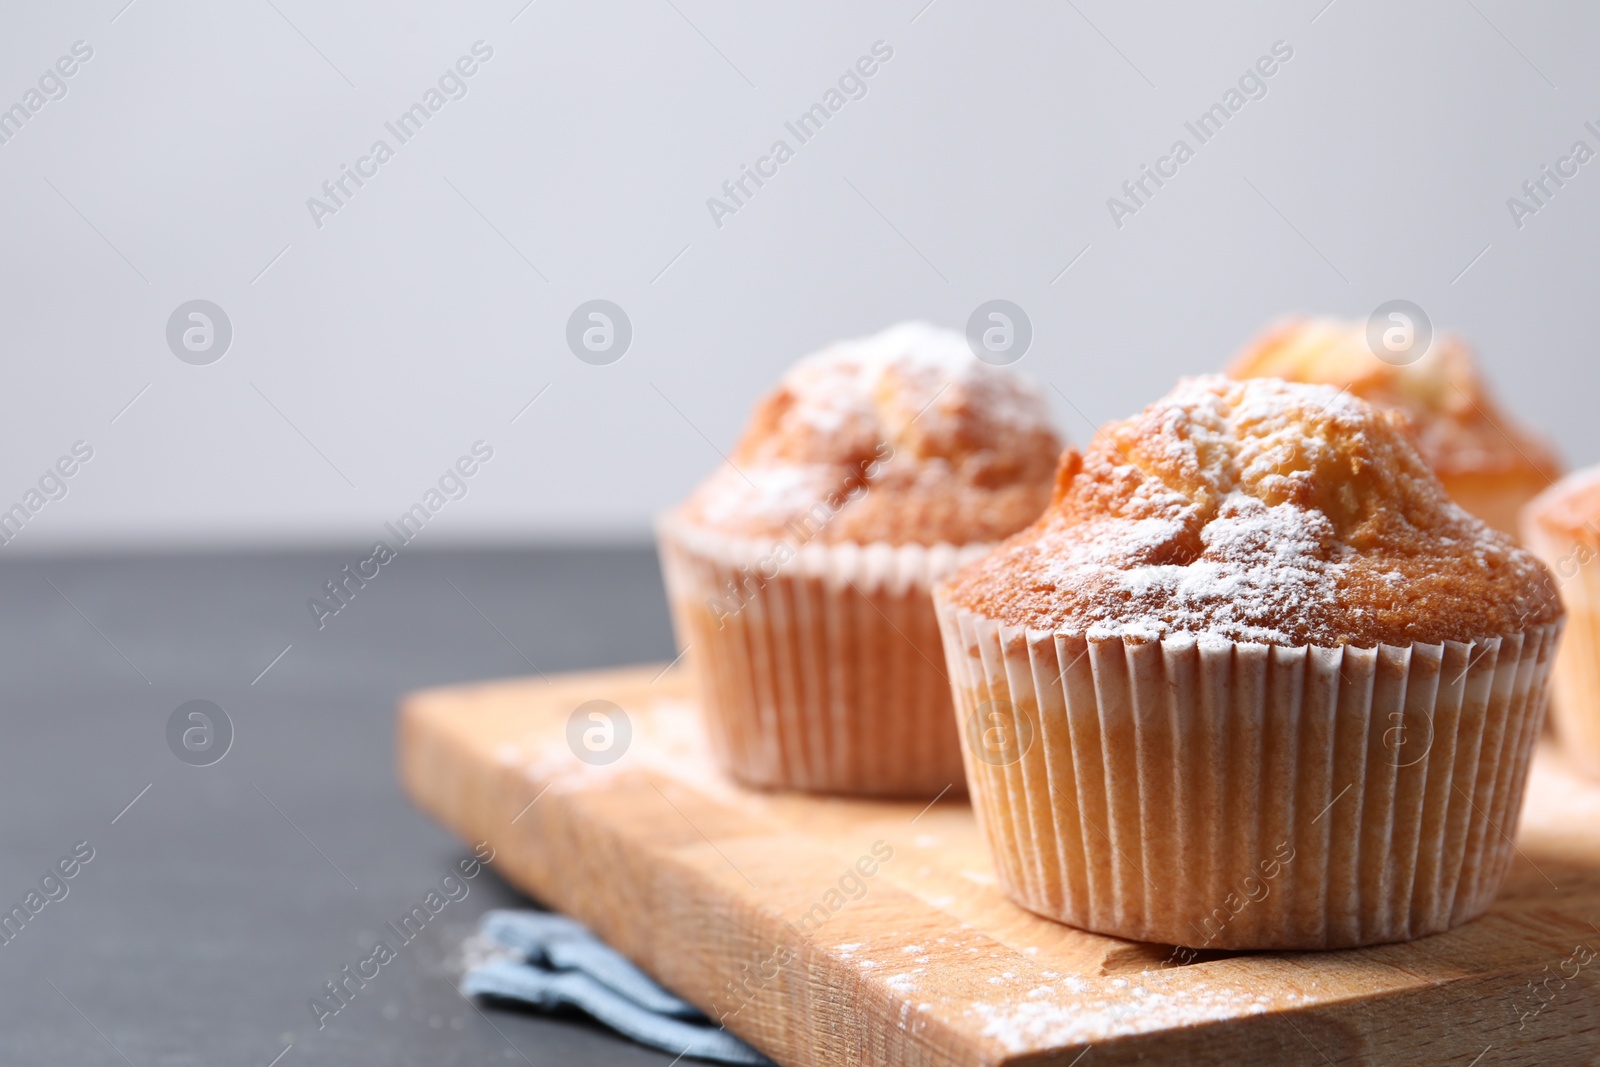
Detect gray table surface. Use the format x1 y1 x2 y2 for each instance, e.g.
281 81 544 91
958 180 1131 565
0 546 689 1066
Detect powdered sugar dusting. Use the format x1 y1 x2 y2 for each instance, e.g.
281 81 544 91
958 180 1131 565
519 697 747 803
968 979 1277 1053
785 321 1054 438
1074 498 1347 646
944 375 1561 648
681 463 846 526
1230 317 1561 481
674 322 1063 546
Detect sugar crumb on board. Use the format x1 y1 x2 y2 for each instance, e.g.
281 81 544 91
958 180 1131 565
967 979 1278 1053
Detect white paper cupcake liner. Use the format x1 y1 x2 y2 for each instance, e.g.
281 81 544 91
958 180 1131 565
657 515 989 796
933 595 1562 949
1525 524 1600 777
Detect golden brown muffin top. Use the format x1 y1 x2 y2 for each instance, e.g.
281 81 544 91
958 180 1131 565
941 376 1561 648
675 322 1063 546
1229 317 1561 483
1526 466 1600 541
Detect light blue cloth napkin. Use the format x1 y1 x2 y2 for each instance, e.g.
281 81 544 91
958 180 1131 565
462 910 774 1065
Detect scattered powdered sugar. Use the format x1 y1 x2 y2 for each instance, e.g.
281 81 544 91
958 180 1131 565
784 323 984 422
817 323 1049 432
946 374 1560 648
518 697 745 803
846 938 1298 1055
1096 499 1347 645
885 972 921 994
1029 489 1354 647
819 320 974 373
1230 317 1560 481
676 321 1064 545
968 978 1278 1053
454 931 517 976
759 321 1056 447
682 463 846 526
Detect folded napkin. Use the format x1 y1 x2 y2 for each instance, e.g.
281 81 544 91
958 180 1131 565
461 910 774 1065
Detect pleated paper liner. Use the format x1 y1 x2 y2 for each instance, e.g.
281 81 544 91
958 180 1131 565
934 597 1562 950
1525 523 1600 778
657 515 988 797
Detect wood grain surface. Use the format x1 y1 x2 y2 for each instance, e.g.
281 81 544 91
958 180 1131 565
398 665 1600 1066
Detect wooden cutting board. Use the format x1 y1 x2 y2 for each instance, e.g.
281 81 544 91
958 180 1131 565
397 665 1600 1066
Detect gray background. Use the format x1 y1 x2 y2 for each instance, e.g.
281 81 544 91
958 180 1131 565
1 0 1595 551
1 547 686 1065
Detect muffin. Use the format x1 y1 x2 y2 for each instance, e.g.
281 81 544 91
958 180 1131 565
657 322 1063 796
1524 468 1600 777
935 375 1563 949
1229 317 1560 537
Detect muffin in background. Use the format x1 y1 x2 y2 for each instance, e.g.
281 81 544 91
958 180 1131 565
1229 317 1560 537
658 322 1063 796
1524 468 1600 777
936 375 1563 950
